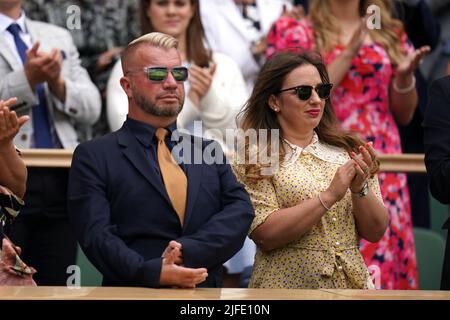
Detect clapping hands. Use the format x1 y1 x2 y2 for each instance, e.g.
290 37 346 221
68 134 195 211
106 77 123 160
24 42 64 87
326 142 379 202
187 63 217 107
349 142 379 193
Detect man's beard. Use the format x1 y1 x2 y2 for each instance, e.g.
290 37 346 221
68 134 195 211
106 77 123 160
133 88 183 117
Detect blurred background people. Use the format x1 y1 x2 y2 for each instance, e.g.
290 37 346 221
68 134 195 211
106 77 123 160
266 0 430 289
395 0 441 229
0 0 101 285
107 0 247 153
233 51 387 289
199 0 291 92
23 0 141 139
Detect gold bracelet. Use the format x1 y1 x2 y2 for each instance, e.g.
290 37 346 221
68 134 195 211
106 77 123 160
318 193 331 211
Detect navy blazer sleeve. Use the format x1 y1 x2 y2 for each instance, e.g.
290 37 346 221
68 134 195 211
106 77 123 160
68 142 162 287
177 142 255 269
424 76 450 205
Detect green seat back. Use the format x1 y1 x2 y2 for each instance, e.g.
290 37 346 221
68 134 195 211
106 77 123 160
76 245 103 286
413 227 446 290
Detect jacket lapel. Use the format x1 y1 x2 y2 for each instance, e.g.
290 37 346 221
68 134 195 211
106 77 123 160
0 32 21 71
117 126 172 207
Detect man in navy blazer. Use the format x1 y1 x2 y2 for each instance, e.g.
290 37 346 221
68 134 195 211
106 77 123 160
67 32 254 288
423 75 450 290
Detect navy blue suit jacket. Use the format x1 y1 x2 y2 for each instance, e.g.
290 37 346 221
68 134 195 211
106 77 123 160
424 76 450 215
423 75 450 289
67 122 254 287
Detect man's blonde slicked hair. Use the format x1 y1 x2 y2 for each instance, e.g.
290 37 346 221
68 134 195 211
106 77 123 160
121 32 179 72
128 32 179 49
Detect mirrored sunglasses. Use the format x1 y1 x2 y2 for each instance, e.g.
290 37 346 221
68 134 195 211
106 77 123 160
145 67 189 82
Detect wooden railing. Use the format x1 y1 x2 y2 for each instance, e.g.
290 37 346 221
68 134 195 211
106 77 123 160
377 153 425 173
22 149 74 168
21 149 426 173
0 286 449 300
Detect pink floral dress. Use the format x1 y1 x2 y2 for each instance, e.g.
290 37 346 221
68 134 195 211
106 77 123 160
267 17 418 289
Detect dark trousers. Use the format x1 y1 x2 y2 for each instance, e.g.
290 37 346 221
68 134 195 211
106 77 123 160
407 173 431 228
9 168 77 286
399 108 431 228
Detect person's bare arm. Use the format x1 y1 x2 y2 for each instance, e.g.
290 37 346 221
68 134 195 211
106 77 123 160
0 98 29 197
251 160 357 252
389 46 430 126
349 144 388 242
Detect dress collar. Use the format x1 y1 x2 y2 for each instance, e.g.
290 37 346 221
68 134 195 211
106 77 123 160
282 131 348 167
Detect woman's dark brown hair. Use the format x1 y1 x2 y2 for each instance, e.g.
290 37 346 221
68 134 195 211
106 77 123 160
140 0 211 67
237 50 365 180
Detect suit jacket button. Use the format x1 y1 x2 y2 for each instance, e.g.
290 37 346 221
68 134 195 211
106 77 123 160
21 134 27 141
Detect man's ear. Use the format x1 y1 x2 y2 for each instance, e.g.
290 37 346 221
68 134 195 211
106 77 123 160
268 94 281 112
120 76 133 98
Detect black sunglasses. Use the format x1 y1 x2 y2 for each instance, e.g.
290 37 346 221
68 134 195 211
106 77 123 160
278 83 333 101
144 66 189 82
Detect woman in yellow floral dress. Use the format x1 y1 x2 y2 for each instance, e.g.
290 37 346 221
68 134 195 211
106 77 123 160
233 51 388 289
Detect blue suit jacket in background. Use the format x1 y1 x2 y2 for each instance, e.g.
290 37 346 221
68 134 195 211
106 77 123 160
67 123 254 287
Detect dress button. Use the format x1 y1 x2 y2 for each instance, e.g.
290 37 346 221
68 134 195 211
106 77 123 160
20 134 27 141
335 241 340 246
337 266 343 271
332 217 337 222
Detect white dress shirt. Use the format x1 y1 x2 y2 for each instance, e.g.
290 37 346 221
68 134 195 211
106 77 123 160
0 11 32 63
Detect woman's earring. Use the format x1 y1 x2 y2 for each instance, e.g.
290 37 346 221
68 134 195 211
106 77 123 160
269 100 279 112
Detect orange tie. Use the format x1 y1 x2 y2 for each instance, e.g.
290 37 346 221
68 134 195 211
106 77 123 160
155 128 187 225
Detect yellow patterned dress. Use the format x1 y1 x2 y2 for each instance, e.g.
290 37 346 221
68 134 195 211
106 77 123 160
232 132 382 289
